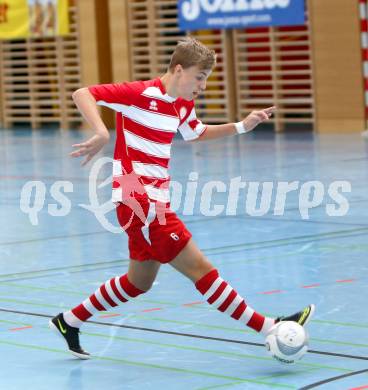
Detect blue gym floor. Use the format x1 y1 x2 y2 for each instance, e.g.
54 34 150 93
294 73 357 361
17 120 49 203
0 128 367 389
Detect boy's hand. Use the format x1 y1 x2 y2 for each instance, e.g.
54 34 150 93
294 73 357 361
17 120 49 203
70 133 110 166
242 106 276 133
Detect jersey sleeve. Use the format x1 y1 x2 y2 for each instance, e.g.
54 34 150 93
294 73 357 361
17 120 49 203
88 81 142 112
177 106 207 141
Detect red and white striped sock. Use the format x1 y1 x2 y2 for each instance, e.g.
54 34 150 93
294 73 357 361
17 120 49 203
63 274 144 328
195 269 275 335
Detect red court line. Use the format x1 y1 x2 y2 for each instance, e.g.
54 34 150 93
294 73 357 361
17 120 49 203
302 283 321 289
349 386 368 390
182 301 204 306
336 279 356 283
0 175 98 183
9 326 33 331
258 290 283 295
101 278 357 318
99 313 121 318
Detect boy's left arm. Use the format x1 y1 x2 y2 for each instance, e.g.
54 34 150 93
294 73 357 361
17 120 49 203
195 106 276 141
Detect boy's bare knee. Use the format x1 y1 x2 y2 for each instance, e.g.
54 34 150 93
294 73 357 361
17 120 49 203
170 241 214 282
127 259 160 292
139 279 154 292
127 275 153 292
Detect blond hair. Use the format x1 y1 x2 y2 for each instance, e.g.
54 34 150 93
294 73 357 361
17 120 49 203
168 37 216 72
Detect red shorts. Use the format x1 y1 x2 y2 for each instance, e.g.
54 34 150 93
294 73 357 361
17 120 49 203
116 199 192 263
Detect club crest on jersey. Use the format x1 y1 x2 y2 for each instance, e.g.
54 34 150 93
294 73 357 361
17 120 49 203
149 100 158 111
179 107 187 119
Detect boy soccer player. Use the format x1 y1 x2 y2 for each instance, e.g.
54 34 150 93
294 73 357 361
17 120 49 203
50 37 314 359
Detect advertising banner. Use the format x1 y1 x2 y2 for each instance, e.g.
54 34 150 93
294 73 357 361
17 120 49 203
0 0 69 39
178 0 305 31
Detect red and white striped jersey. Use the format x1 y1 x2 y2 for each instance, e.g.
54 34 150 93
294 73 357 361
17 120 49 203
89 78 207 204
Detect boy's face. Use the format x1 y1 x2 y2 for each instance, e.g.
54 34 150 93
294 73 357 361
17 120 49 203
174 65 212 101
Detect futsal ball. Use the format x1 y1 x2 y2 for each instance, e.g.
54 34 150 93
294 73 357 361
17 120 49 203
265 321 309 364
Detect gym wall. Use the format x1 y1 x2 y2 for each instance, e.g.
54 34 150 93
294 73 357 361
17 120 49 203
0 0 365 132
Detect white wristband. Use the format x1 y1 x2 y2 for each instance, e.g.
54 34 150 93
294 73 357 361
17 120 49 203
235 121 246 134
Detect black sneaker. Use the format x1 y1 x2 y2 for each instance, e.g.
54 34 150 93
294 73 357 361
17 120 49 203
49 313 90 359
276 304 315 327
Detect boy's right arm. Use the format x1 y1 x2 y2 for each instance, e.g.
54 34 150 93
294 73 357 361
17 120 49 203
70 87 110 166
